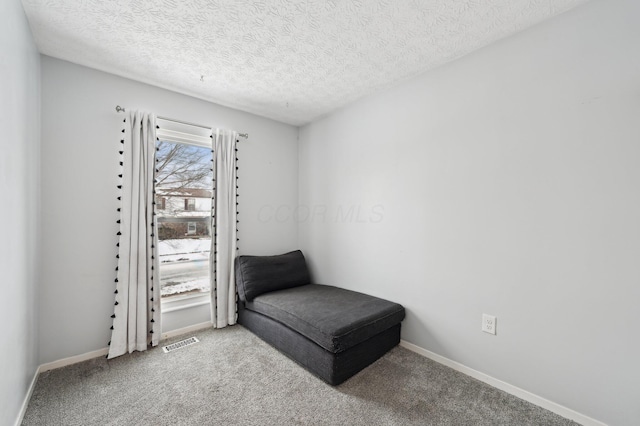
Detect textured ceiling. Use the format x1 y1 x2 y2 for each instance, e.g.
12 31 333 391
22 0 587 126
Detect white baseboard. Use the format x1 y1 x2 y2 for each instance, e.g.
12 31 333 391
34 322 213 374
160 321 212 340
399 340 606 426
25 327 589 426
14 367 39 426
15 322 214 425
38 347 109 373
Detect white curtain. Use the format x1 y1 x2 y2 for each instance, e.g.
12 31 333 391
210 129 238 328
108 110 160 359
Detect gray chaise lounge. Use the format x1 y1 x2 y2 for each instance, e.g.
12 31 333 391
235 250 405 385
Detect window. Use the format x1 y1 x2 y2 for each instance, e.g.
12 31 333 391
187 222 197 235
155 196 167 210
155 122 213 299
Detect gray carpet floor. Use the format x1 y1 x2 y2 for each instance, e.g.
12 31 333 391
23 326 578 426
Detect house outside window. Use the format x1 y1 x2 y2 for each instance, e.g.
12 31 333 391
155 129 213 299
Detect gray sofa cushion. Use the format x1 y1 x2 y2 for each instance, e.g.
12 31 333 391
245 284 405 353
235 250 311 302
239 305 401 385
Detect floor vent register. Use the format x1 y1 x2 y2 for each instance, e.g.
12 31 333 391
162 336 200 353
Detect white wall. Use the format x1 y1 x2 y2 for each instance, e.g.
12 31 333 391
298 0 640 424
0 2 41 425
40 56 299 364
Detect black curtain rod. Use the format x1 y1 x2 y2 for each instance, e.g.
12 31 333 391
115 105 248 139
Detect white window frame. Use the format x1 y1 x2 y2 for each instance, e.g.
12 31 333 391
156 119 213 310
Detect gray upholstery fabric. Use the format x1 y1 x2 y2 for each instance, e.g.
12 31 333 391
238 305 402 385
235 250 405 385
246 284 405 353
235 250 310 301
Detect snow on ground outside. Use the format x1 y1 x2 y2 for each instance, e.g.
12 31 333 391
159 238 211 296
161 252 209 263
158 238 210 258
162 277 210 296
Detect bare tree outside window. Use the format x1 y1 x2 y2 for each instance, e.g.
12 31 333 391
155 141 211 190
155 140 213 298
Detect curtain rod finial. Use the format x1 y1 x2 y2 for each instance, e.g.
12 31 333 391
116 105 125 113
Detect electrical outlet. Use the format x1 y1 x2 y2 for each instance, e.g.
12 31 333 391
482 314 496 335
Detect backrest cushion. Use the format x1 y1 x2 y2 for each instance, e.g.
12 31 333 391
235 250 311 302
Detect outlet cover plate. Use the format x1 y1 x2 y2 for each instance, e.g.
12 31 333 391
482 314 496 335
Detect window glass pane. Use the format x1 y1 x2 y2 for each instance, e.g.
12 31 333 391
156 140 213 298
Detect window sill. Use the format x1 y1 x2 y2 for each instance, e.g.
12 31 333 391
161 292 210 313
